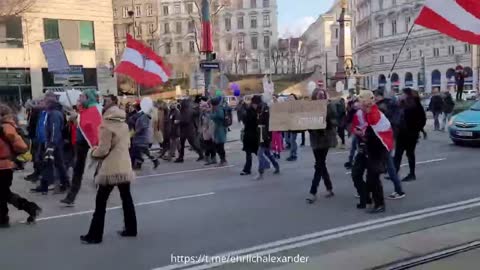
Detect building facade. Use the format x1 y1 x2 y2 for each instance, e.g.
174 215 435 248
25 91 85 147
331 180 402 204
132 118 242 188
301 0 352 86
0 0 116 101
352 0 475 93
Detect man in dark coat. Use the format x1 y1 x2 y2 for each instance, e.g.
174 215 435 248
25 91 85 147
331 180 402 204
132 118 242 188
441 92 455 131
429 89 445 131
240 102 259 175
175 99 204 163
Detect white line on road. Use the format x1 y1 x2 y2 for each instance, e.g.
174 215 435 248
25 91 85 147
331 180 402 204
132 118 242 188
137 166 236 179
152 196 480 270
36 192 215 222
345 158 447 175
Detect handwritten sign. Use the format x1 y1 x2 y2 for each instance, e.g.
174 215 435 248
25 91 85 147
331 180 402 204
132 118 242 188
269 100 327 131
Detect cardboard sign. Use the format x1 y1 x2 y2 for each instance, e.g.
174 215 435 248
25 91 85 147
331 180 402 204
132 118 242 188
40 40 70 72
269 100 328 131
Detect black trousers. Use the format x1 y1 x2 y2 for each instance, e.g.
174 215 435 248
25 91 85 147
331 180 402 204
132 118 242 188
301 131 306 145
65 141 90 202
394 137 417 176
215 143 226 162
351 152 385 207
0 169 37 224
86 183 137 240
41 143 70 192
242 151 256 173
202 139 216 159
178 134 203 159
337 126 346 145
456 87 463 101
309 148 332 195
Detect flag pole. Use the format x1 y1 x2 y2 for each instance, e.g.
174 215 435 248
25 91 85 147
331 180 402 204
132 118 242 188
388 23 416 82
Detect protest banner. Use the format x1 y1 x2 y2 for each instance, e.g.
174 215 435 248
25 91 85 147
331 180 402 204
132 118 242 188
269 100 327 131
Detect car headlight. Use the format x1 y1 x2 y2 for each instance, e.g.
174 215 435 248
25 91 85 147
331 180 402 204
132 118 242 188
448 116 456 127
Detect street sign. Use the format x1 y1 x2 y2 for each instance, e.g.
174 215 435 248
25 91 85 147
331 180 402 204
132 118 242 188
200 61 220 70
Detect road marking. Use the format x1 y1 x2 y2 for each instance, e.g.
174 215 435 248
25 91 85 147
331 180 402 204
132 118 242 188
152 196 480 270
137 166 236 179
36 192 215 222
345 158 447 175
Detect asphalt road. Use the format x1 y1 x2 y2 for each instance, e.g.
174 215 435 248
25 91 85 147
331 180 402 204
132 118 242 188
1 129 479 270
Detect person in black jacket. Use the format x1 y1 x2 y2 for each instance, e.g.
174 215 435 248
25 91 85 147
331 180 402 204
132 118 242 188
428 89 445 131
394 88 426 182
240 102 259 175
251 95 279 180
175 99 204 163
441 92 455 131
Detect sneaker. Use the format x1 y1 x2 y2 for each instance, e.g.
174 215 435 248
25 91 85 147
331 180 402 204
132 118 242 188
368 205 386 214
24 173 39 182
286 156 297 162
240 171 251 176
344 162 353 170
325 191 335 198
26 204 42 224
387 192 406 200
30 187 48 195
152 159 160 169
174 158 184 163
80 235 102 244
402 174 416 182
60 198 75 207
117 230 137 237
273 168 280 175
354 194 360 199
306 194 317 204
253 173 263 180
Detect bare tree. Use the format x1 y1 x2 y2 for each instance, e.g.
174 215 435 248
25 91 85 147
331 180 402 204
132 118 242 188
270 46 280 74
0 0 35 17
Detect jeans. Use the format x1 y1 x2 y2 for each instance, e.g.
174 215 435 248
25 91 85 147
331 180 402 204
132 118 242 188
243 151 254 173
387 152 403 194
258 146 279 173
65 141 90 202
310 148 332 195
86 183 137 241
441 112 452 130
289 132 298 158
215 143 226 162
348 136 359 164
394 136 417 176
41 143 70 192
0 170 37 224
433 112 441 130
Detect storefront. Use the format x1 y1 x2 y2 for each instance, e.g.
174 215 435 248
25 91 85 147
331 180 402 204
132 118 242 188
0 68 32 105
41 66 98 93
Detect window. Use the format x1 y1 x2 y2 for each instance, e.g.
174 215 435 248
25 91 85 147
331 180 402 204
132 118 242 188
465 44 472 53
80 21 95 49
251 36 258 50
163 6 169 16
188 21 195 33
407 50 412 60
1 16 23 48
135 22 142 37
336 45 339 56
419 49 424 57
135 5 142 17
146 4 153 16
265 56 270 68
115 43 120 55
335 28 339 39
123 7 130 18
380 56 385 63
448 45 455 56
379 0 384 10
164 23 170 34
237 0 243 9
149 23 155 34
44 19 59 40
238 16 244 29
225 17 232 31
405 17 411 32
263 14 270 27
263 0 270 7
174 3 181 14
433 48 440 57
378 22 384 37
148 39 155 49
189 41 195 53
187 3 193 14
263 35 270 48
176 42 183 54
113 8 118 18
250 16 257 28
226 38 232 51
174 21 181 34
165 42 172 55
114 25 118 37
392 53 398 61
392 20 397 35
238 36 245 50
251 0 256 8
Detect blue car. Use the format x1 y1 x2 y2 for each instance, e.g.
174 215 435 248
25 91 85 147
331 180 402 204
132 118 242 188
448 101 480 145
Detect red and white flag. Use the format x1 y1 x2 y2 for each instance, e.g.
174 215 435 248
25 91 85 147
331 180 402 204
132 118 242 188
115 34 171 87
415 0 480 44
353 105 394 152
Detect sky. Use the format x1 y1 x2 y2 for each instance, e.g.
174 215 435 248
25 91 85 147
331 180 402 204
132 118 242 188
277 0 335 38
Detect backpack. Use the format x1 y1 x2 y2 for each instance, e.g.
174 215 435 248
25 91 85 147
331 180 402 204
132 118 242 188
223 106 233 127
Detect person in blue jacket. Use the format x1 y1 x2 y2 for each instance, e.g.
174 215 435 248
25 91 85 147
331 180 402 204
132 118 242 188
210 97 228 166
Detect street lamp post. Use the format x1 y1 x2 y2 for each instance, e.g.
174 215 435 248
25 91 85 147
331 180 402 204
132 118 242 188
201 0 214 96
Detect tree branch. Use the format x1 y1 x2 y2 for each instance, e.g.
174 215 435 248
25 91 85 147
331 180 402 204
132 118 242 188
0 0 35 17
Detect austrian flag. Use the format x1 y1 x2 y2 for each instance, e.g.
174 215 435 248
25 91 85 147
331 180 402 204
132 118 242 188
415 0 480 44
115 34 171 87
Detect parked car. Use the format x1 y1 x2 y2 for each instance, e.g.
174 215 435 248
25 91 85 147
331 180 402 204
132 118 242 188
463 90 478 100
448 101 480 145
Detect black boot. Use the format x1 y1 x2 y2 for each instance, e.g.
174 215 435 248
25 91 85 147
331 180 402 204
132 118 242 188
26 203 42 224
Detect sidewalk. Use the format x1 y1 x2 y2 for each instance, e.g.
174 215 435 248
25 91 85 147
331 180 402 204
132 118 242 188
272 216 480 270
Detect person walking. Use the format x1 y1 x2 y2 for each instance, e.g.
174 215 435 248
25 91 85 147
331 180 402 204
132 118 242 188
0 103 42 227
81 96 137 244
251 95 279 180
199 100 217 165
61 90 102 206
306 89 337 204
165 103 181 161
429 89 445 131
394 88 426 182
176 99 204 163
240 100 259 175
351 91 393 213
336 98 347 149
210 97 228 166
286 94 299 161
441 91 455 131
